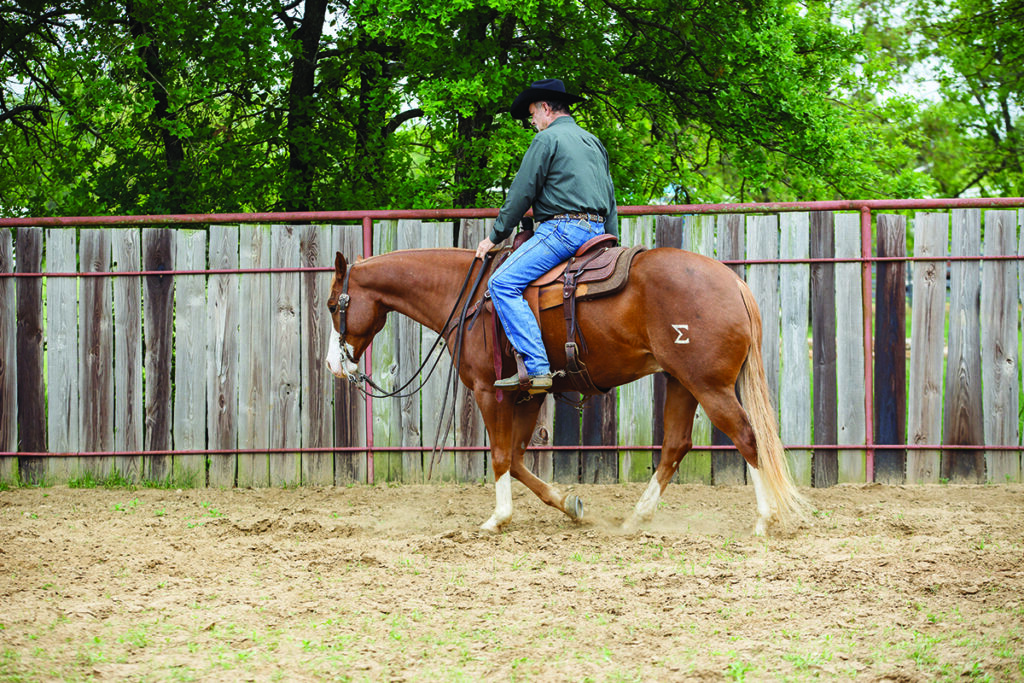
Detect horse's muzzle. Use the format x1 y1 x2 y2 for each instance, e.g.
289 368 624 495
326 328 359 379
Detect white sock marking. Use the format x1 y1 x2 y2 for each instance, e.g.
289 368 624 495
480 472 512 532
635 475 662 520
748 464 772 536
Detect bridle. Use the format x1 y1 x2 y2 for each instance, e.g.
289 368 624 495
328 264 360 378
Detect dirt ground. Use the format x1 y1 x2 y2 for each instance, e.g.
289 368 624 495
0 481 1022 682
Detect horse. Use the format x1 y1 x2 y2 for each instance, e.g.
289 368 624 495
325 245 808 535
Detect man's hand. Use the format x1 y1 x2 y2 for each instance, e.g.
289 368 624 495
475 237 495 260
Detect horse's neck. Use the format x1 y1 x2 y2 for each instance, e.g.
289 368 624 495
359 249 475 332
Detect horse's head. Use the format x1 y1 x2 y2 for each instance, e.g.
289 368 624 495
325 251 386 380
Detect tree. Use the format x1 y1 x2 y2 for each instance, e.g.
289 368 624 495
1 0 938 217
910 0 1024 196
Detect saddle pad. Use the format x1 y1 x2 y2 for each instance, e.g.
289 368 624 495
537 244 645 310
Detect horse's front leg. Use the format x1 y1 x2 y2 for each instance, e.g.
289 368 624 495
480 466 512 533
477 391 578 532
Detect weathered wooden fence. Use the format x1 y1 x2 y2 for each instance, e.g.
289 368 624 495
2 206 1023 487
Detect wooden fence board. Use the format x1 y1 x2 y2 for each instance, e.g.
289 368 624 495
552 399 581 483
582 392 617 483
834 214 866 483
981 210 1020 483
371 220 402 481
420 222 458 482
299 224 334 486
396 219 426 482
456 218 489 482
652 215 683 473
238 225 271 487
1018 209 1024 481
173 230 207 486
142 228 174 482
208 225 239 488
943 209 985 483
780 212 812 486
333 224 367 484
79 229 114 480
16 228 45 483
46 228 80 483
740 214 778 486
270 225 301 486
677 214 714 484
874 214 907 484
617 216 655 482
810 212 838 487
0 230 17 483
113 229 143 482
906 213 948 484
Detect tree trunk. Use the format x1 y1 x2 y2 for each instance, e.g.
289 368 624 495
126 0 186 213
284 0 328 212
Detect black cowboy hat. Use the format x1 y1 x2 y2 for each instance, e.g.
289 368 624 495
509 78 585 120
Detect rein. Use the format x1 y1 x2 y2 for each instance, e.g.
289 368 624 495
335 253 492 403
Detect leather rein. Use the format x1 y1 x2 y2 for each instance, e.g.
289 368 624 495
331 253 493 402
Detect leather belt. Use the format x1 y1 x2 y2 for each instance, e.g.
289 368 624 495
553 212 604 223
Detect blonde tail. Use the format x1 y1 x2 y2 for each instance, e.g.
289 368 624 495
736 280 810 525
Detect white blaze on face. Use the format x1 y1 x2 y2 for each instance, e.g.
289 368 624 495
325 327 358 379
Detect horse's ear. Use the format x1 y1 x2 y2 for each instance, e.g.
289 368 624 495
334 251 347 275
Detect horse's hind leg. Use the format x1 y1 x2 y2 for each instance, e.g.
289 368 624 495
696 386 774 535
623 377 698 532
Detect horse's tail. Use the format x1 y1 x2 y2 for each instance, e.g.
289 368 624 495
735 279 810 525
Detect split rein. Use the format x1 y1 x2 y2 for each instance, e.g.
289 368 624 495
333 253 493 403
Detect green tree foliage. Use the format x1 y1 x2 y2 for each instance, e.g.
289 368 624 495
2 0 995 217
842 0 1024 198
910 0 1024 196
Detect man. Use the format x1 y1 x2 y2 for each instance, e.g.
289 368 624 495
475 78 618 393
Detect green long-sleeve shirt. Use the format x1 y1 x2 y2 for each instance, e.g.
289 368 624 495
489 116 618 244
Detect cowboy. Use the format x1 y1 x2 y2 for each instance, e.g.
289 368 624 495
475 78 618 393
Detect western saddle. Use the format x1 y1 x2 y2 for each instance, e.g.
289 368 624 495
479 229 646 397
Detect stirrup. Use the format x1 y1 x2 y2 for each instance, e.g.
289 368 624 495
494 373 552 393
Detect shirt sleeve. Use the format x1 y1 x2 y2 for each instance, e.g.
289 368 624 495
489 134 553 244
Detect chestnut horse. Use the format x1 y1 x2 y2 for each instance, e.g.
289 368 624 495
325 247 807 535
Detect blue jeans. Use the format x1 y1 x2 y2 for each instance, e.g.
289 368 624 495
489 216 605 376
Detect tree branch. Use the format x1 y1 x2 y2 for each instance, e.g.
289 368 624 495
383 108 423 138
0 104 49 125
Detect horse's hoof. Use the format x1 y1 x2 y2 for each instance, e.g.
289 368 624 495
565 494 584 521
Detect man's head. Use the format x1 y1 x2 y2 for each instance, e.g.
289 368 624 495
509 78 583 121
528 100 570 131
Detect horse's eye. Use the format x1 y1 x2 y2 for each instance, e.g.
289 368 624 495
327 301 337 314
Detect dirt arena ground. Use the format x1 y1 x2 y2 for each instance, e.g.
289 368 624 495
1 481 1022 682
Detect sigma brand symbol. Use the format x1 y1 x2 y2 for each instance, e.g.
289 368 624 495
672 324 690 344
